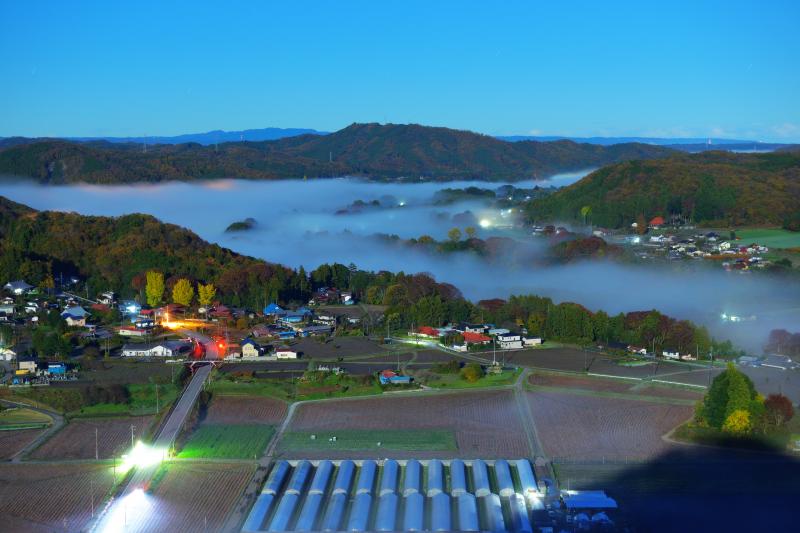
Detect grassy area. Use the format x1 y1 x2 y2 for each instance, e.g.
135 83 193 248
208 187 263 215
208 374 383 402
177 424 275 459
736 228 800 249
0 407 52 429
67 383 181 418
422 368 521 389
278 429 457 452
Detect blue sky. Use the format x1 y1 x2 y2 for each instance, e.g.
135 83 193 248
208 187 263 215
1 0 798 141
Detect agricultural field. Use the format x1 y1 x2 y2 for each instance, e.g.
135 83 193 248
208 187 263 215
529 372 703 402
203 395 287 425
208 371 382 401
277 429 456 453
29 415 155 460
527 390 692 461
0 429 44 461
177 424 274 459
285 390 528 458
115 462 254 533
0 407 53 430
735 228 800 249
289 336 392 360
499 347 592 371
0 463 115 533
412 368 520 389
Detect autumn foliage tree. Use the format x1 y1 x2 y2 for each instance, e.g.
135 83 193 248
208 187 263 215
172 278 194 307
763 394 795 429
145 271 165 307
197 282 216 308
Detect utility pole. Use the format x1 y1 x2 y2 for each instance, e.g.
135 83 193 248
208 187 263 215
156 383 159 414
130 425 135 448
95 427 98 460
90 479 94 517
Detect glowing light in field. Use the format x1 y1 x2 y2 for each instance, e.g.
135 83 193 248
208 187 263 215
119 441 167 474
479 218 492 228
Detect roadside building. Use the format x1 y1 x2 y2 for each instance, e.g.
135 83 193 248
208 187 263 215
276 347 299 359
241 339 264 358
379 369 412 385
496 332 523 350
122 341 192 358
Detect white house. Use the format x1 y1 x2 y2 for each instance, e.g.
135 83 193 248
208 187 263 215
662 350 680 360
122 341 191 358
275 347 298 359
496 332 523 350
117 326 148 337
0 348 16 361
523 337 543 346
98 291 116 305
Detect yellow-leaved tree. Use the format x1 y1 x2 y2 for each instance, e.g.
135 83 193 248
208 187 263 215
197 282 216 308
145 271 165 307
172 278 194 307
722 409 751 435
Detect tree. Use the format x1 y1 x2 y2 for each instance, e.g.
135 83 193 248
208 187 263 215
465 226 477 239
764 394 794 429
197 283 216 308
580 205 592 225
636 213 647 235
145 271 165 307
172 278 194 307
447 227 462 242
460 363 484 383
722 409 751 434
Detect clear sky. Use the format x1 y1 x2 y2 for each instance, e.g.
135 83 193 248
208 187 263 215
1 0 798 141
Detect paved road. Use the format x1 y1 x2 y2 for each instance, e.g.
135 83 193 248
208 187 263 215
91 363 212 532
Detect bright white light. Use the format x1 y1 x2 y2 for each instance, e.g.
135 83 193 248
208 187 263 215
120 441 167 473
479 218 492 228
99 487 153 533
398 201 406 207
126 305 139 313
721 313 727 320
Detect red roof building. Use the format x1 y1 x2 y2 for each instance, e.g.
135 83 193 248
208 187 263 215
649 216 665 227
416 326 440 337
462 331 491 344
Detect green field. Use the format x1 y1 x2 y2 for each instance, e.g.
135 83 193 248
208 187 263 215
421 368 521 389
277 429 457 452
0 407 52 429
177 424 275 459
208 376 383 402
736 228 800 249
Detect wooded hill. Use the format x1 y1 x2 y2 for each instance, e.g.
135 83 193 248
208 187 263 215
526 151 800 228
0 123 675 184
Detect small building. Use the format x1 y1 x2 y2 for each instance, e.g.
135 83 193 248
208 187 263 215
117 326 149 337
628 346 647 355
122 341 192 358
459 324 488 334
275 347 299 359
241 339 264 358
296 325 333 337
18 359 37 372
560 490 618 512
4 280 33 295
524 337 543 346
0 303 15 315
496 332 523 350
379 369 412 385
662 350 680 360
649 216 665 228
462 331 491 345
46 362 67 375
98 291 116 305
0 347 17 361
263 303 284 316
412 326 440 339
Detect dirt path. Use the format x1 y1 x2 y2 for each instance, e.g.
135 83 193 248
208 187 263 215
0 399 64 463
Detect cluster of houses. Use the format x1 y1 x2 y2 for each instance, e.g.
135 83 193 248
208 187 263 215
619 343 697 361
410 323 542 352
308 287 355 306
618 230 773 269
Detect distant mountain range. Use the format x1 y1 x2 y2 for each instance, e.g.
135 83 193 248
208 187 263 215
0 123 677 184
526 151 800 228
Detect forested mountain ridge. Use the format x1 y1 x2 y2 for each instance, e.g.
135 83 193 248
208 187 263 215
0 123 675 184
525 151 800 228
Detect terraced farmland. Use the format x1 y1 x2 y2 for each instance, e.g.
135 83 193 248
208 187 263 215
29 416 154 460
285 390 528 458
527 391 692 460
0 463 115 532
203 395 287 425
